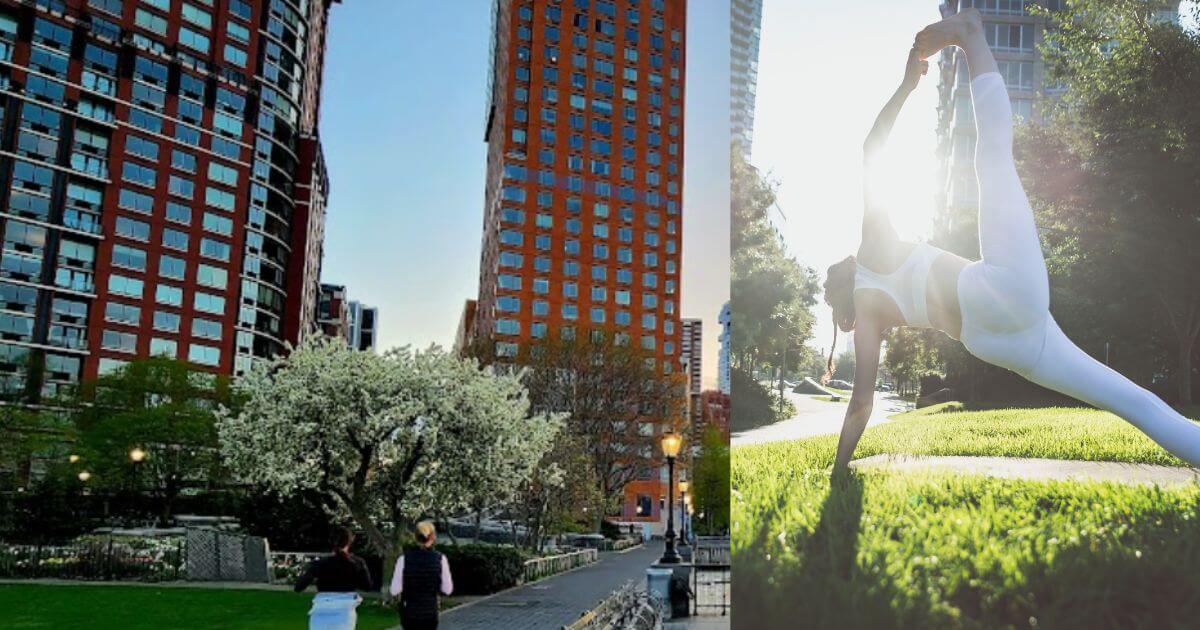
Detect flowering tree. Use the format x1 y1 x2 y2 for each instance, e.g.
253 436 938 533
216 337 561 556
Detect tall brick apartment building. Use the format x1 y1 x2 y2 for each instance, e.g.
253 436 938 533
0 0 342 400
473 0 687 527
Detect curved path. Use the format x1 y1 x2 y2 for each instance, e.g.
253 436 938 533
733 389 912 446
430 545 660 629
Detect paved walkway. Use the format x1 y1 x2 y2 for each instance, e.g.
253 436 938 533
733 389 911 446
850 454 1200 486
665 616 730 628
432 544 661 629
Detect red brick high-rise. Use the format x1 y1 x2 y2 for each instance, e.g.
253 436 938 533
0 0 342 399
474 0 686 526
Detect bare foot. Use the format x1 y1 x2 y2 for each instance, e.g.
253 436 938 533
914 8 983 59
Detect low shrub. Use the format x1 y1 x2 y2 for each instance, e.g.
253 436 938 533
731 368 793 432
599 520 622 540
437 544 528 595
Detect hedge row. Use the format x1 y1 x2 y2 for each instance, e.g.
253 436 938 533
438 544 529 595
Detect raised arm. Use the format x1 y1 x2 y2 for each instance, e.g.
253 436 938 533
833 322 883 474
862 47 927 247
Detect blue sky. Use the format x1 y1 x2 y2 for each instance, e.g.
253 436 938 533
317 1 729 387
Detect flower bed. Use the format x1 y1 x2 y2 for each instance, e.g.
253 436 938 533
612 537 642 552
0 535 185 582
269 551 326 585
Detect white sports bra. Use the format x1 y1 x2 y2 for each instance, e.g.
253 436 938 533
854 242 944 329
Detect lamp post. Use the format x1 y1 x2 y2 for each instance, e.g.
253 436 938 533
129 447 147 517
678 480 690 546
659 432 682 564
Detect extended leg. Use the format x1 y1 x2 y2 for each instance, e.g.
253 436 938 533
919 11 1048 313
1027 319 1200 468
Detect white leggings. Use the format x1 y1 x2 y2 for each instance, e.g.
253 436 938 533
958 72 1200 468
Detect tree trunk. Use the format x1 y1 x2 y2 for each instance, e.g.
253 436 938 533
379 530 404 601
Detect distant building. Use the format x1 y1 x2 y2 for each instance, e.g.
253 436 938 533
680 318 702 395
473 0 689 528
718 302 731 394
317 285 376 352
700 389 731 439
317 284 350 343
731 0 764 158
935 0 1181 228
680 317 703 446
347 301 378 352
0 0 347 398
454 299 477 356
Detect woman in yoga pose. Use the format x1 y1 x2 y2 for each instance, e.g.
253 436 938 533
827 8 1200 472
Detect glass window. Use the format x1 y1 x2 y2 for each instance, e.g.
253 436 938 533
150 337 178 357
155 284 183 307
194 291 225 315
159 255 186 280
154 310 180 333
192 318 222 340
188 343 221 366
104 302 141 326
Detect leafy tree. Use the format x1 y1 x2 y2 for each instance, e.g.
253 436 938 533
0 405 71 492
731 147 821 375
217 337 561 559
883 329 941 397
517 337 686 525
691 425 729 535
1018 0 1200 403
830 348 856 384
72 357 232 524
505 432 601 551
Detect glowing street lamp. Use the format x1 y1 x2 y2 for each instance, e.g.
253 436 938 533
681 480 691 542
77 471 92 482
129 447 147 463
68 454 80 464
659 431 683 564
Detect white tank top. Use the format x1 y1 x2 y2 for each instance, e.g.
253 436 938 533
853 242 943 329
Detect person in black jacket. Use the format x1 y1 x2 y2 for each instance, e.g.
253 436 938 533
389 521 453 629
295 527 373 629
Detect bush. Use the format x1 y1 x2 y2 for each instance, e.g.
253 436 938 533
599 519 622 540
731 368 792 432
437 544 528 595
0 491 102 545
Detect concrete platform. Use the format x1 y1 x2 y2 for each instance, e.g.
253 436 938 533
849 454 1200 487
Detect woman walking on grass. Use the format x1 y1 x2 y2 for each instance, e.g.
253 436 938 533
294 527 374 630
389 521 454 629
825 8 1200 473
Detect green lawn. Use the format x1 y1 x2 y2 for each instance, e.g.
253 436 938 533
0 583 402 629
733 405 1200 628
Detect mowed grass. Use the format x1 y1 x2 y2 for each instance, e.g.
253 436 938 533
732 405 1200 628
0 583 401 629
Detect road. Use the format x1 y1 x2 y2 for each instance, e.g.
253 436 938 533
435 544 661 629
732 389 912 446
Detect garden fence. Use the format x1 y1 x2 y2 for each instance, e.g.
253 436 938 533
0 536 184 582
523 548 597 583
691 536 731 617
185 528 270 582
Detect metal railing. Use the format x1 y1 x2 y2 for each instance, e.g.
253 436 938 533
523 548 597 583
692 536 731 616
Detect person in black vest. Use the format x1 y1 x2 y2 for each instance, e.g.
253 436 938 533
294 527 373 629
389 520 453 629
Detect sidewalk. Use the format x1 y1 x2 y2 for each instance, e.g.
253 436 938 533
430 544 661 630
